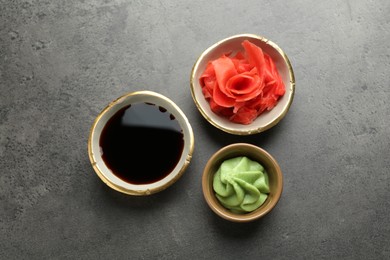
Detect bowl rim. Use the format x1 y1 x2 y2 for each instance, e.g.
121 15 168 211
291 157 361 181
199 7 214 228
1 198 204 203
88 90 195 196
190 33 296 135
201 143 283 222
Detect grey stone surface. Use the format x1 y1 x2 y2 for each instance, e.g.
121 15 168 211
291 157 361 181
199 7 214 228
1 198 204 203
1 0 389 259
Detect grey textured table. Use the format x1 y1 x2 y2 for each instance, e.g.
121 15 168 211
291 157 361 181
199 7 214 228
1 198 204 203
1 1 389 259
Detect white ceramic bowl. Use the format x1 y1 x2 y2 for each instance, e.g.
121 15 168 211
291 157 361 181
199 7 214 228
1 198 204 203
190 33 295 135
88 90 195 195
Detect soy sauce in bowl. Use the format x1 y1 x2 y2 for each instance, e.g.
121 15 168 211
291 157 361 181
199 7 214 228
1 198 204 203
99 102 184 184
88 90 194 196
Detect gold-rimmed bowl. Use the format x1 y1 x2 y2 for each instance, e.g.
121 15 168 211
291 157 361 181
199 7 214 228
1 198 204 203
190 33 295 135
88 90 195 196
202 143 283 222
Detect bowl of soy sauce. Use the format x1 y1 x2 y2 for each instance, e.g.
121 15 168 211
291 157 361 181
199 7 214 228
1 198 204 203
88 90 195 195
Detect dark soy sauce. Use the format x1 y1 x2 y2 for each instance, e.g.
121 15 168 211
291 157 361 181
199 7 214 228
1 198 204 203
99 102 184 184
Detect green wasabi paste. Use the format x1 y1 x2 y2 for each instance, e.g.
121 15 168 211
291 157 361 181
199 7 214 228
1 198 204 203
213 156 270 213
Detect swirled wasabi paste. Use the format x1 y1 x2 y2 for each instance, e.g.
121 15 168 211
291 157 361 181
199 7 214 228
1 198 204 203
213 156 269 213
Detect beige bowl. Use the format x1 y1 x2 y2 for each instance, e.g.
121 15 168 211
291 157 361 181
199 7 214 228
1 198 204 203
190 33 295 135
202 143 283 222
88 90 195 196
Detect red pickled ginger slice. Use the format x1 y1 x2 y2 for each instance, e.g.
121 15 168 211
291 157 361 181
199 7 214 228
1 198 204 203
242 40 266 81
211 56 237 107
229 106 258 125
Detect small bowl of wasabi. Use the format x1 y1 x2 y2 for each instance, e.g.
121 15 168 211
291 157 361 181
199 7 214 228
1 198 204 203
202 143 283 222
88 90 195 196
190 33 295 135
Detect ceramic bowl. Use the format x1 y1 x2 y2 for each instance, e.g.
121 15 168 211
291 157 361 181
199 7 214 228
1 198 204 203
202 143 283 222
88 90 195 196
190 33 295 135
